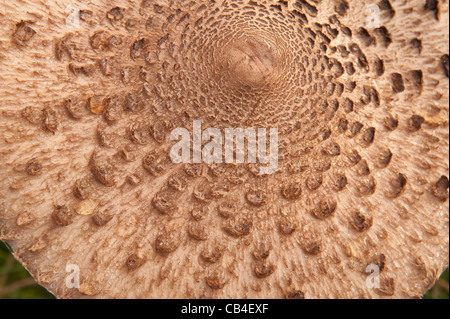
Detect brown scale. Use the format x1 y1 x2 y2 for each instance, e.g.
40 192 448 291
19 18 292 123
0 0 448 299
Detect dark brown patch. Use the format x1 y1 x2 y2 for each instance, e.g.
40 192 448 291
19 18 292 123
55 35 74 61
338 118 349 132
343 98 354 113
357 27 375 47
246 189 267 206
347 150 362 165
441 54 449 78
378 149 393 168
188 224 209 241
103 96 122 123
64 99 84 120
391 73 405 93
43 107 59 133
90 31 110 50
280 184 302 200
334 0 349 16
374 58 385 76
223 218 252 237
25 159 42 176
124 93 141 112
350 211 373 232
374 27 392 48
201 250 222 264
79 10 93 23
362 127 375 145
253 246 270 261
90 153 115 187
425 0 439 20
311 199 337 219
286 290 305 299
191 209 207 221
128 123 149 145
184 164 203 178
349 121 363 136
432 176 449 201
408 115 425 131
357 160 371 176
410 38 422 54
106 7 124 21
370 254 387 272
155 234 179 256
378 0 395 19
205 276 225 289
92 213 112 226
334 174 348 191
130 38 146 59
74 177 91 199
149 122 167 143
99 58 113 76
389 173 407 198
152 194 174 215
22 106 43 125
143 153 165 176
358 176 377 195
279 219 296 235
52 205 73 226
322 142 341 156
254 262 276 278
410 70 424 89
375 278 395 296
384 116 398 131
12 21 36 45
68 63 96 77
302 241 322 255
126 254 145 270
306 174 323 191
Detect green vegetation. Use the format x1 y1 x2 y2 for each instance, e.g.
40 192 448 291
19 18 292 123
0 240 448 299
0 241 54 299
424 267 449 299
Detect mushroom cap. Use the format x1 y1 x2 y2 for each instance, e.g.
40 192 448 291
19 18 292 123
0 0 448 299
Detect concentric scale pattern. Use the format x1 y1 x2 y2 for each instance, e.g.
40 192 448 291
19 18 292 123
0 0 448 298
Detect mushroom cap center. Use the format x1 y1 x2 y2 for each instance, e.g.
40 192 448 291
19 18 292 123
226 38 275 85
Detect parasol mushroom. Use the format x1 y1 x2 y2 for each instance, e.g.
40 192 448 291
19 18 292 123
0 0 448 298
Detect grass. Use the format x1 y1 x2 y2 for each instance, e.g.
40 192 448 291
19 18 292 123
0 240 448 299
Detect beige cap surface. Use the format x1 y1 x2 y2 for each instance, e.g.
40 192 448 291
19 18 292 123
0 0 448 298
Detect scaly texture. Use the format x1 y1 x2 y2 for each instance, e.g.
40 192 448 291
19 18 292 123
0 0 448 298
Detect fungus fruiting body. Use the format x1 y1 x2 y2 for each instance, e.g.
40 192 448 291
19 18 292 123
0 0 448 298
